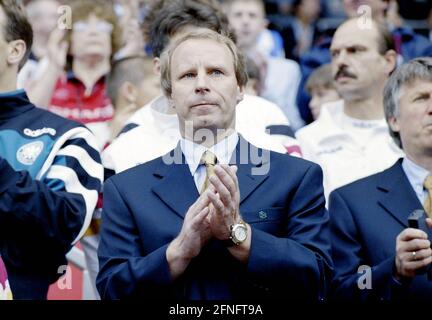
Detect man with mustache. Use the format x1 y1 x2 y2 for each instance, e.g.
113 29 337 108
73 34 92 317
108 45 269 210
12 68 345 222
296 0 432 124
329 57 432 300
296 18 403 198
96 29 333 300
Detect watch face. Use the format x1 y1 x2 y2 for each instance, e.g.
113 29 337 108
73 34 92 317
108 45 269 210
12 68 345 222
234 225 247 242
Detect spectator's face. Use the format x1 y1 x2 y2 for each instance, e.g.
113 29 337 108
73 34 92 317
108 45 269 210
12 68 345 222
389 79 432 156
27 0 59 38
227 1 266 50
71 14 113 59
309 86 340 119
298 0 321 22
343 0 388 20
330 20 391 101
168 38 244 135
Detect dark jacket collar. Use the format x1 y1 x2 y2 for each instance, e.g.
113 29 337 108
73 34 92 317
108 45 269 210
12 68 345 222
0 89 33 121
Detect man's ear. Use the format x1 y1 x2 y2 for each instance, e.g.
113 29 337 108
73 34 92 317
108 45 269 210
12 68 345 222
384 49 397 75
153 57 161 76
236 85 245 104
120 81 137 104
7 40 26 67
388 116 400 133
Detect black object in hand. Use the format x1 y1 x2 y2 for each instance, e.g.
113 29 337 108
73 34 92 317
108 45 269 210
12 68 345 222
408 209 432 280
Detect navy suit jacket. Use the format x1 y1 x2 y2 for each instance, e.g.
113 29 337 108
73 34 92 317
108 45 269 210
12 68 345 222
97 137 333 300
329 159 432 300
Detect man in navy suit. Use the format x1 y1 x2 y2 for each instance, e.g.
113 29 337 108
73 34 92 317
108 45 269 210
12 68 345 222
96 29 332 300
329 57 432 300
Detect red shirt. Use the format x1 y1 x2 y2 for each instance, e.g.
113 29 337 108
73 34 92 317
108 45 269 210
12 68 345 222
49 72 114 124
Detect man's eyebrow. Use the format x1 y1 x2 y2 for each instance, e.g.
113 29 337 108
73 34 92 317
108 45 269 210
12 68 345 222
410 90 430 97
206 64 228 70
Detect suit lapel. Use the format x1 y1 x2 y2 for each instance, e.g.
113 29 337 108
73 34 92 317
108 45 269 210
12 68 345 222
377 160 424 228
231 136 269 204
152 144 199 219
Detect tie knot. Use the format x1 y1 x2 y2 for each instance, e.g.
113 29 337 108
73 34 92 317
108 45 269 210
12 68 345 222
200 150 216 167
424 175 432 190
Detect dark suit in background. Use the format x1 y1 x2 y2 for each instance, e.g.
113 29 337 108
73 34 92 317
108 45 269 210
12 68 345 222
329 159 432 300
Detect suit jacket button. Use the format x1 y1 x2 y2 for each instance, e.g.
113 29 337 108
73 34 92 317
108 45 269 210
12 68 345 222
258 211 267 219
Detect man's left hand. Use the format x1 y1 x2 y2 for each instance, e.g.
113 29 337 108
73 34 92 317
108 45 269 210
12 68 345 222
207 164 241 240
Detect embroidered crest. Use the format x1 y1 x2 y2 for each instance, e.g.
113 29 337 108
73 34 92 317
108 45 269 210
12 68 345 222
16 141 44 165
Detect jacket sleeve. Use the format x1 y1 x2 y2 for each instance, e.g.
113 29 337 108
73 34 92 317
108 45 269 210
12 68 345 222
0 127 102 255
96 178 173 300
329 190 405 300
246 163 333 300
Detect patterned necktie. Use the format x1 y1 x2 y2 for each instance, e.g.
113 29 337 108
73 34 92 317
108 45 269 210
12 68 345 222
200 150 217 194
423 175 432 218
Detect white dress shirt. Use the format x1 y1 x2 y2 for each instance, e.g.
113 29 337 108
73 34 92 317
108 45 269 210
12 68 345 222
180 132 239 193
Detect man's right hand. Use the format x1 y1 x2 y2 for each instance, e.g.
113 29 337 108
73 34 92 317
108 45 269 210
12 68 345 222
46 28 68 71
395 221 432 279
166 191 213 279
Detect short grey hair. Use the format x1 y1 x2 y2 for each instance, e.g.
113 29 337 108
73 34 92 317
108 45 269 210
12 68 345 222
384 57 432 148
160 29 248 97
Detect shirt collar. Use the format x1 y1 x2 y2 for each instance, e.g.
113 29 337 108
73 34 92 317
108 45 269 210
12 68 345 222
66 70 106 84
315 100 389 145
402 156 431 194
180 131 239 176
0 88 26 97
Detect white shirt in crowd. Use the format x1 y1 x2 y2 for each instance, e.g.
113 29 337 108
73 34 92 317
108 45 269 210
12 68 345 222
103 94 302 173
296 100 404 199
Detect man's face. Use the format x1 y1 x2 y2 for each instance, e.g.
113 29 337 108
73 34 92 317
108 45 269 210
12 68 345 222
168 38 244 135
227 1 266 50
27 0 59 37
298 0 321 22
389 79 432 157
71 14 112 59
330 20 391 101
